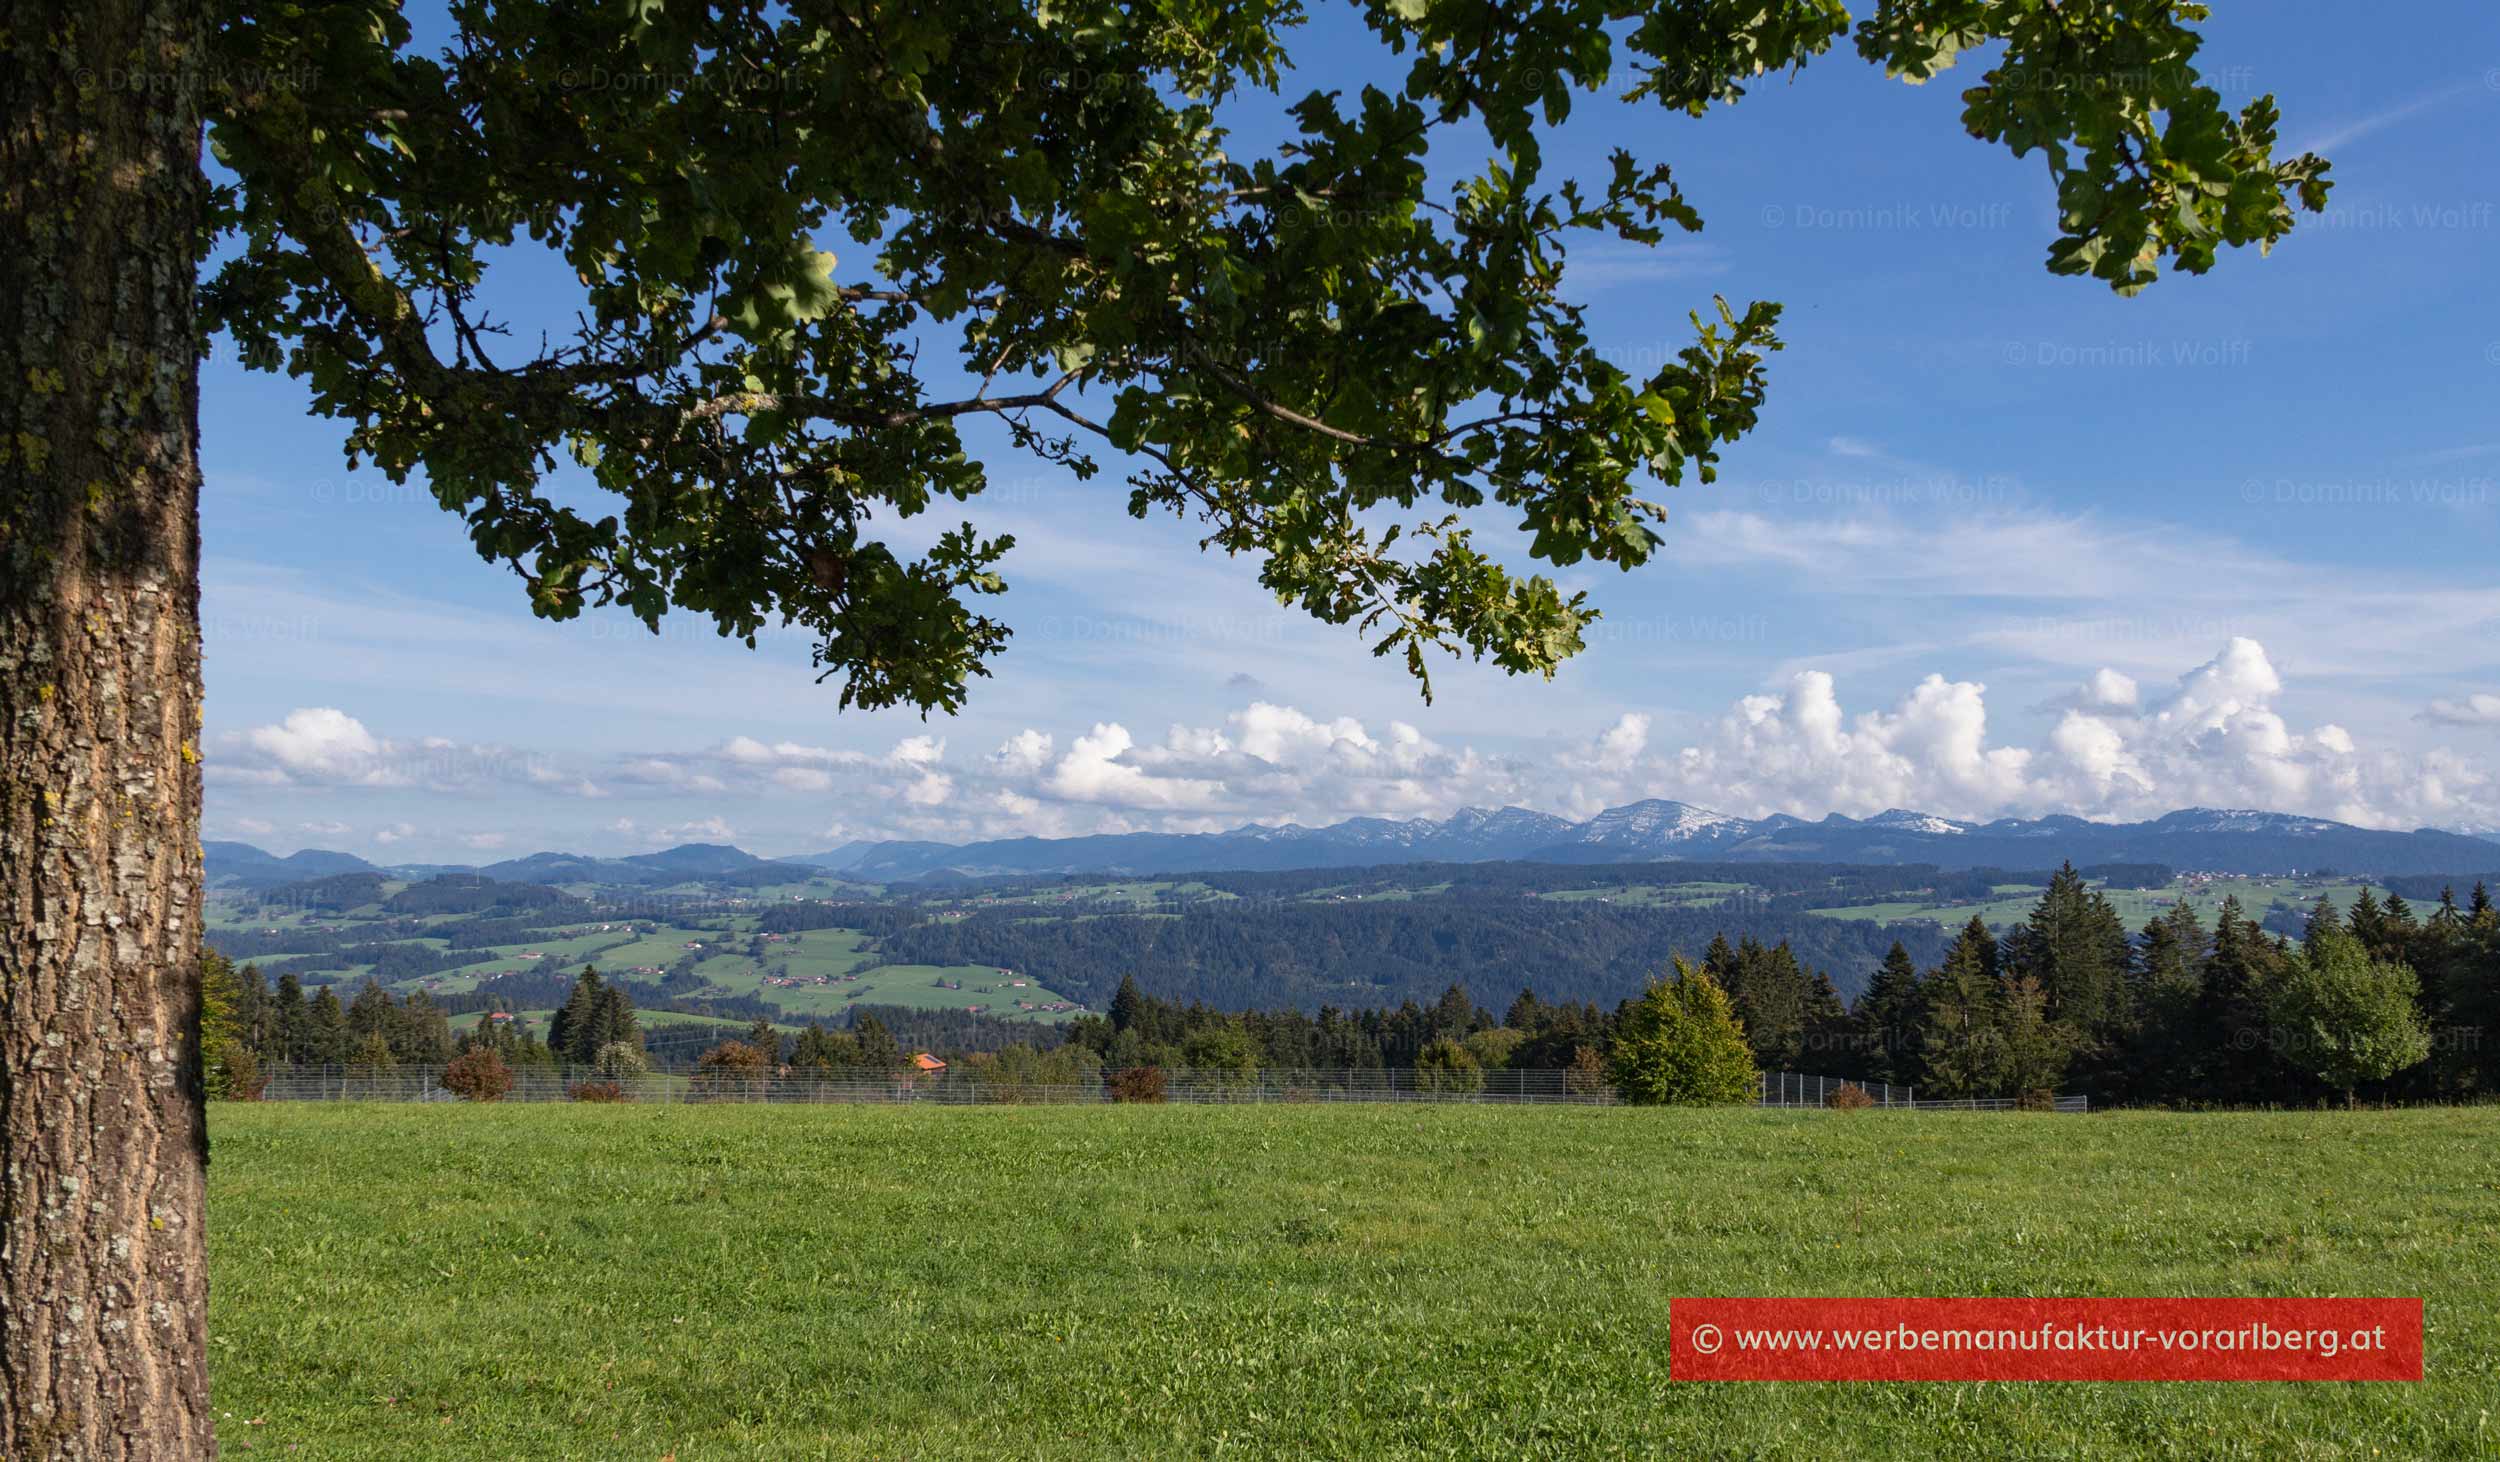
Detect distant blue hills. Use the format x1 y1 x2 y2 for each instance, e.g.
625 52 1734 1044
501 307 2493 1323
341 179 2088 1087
205 803 2500 889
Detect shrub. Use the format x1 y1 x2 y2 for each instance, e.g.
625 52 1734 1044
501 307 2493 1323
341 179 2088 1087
1413 1037 1485 1095
209 1038 265 1101
567 1079 627 1103
1827 1082 1876 1112
441 1047 514 1102
1463 1027 1526 1071
693 1039 770 1101
1111 1065 1167 1104
590 1041 650 1081
1563 1044 1608 1098
1180 1026 1260 1088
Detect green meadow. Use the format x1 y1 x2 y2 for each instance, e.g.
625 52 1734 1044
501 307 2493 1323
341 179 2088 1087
1536 880 1757 908
209 1103 2498 1459
1807 876 2378 931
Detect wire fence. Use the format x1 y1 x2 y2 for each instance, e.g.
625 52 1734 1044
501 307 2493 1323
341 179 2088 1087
243 1065 2086 1111
1757 1071 2088 1113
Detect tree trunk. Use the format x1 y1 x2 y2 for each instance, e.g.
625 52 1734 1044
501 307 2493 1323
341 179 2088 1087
0 0 214 1454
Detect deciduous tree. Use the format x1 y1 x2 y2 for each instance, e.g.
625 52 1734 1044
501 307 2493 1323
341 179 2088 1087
1 0 2327 1446
2269 926 2433 1107
1606 959 1757 1106
1414 1037 1485 1094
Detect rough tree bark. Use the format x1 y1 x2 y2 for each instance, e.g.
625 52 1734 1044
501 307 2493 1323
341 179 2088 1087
0 0 215 1455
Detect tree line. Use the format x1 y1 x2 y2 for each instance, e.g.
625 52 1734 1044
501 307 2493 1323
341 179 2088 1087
1780 867 2493 1105
203 962 660 1093
206 866 2497 1108
901 865 2497 1107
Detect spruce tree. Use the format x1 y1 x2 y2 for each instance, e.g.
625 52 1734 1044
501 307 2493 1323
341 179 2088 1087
1996 974 2071 1103
234 963 272 1065
1719 938 1808 1070
548 967 607 1065
346 979 394 1045
1109 975 1146 1035
1800 972 1850 1074
1918 919 2004 1098
2005 864 2130 1054
1853 943 1927 1088
587 981 640 1057
2301 894 2342 958
274 972 310 1066
2346 888 2393 962
306 985 351 1066
2121 902 2208 1104
854 1013 902 1072
401 992 455 1064
2196 896 2291 1104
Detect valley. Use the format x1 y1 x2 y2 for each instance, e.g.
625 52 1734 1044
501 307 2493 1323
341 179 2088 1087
208 834 2465 1044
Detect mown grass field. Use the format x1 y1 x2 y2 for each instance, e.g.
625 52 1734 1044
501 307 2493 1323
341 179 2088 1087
207 1104 2499 1459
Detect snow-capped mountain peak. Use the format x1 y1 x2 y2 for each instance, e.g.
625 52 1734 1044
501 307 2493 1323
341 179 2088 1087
1572 799 1751 845
1864 809 1971 836
724 799 2500 882
2153 808 2341 836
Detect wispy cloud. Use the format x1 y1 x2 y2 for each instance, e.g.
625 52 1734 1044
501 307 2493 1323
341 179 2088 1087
2295 80 2483 154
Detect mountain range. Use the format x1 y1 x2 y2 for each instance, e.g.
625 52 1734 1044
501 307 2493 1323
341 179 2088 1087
208 803 2500 889
795 804 2500 880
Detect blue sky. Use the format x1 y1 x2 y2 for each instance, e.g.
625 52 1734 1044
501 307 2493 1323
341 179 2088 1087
202 1 2500 861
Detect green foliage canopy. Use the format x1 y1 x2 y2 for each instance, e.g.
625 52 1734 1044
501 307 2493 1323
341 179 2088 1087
1606 957 1758 1105
201 0 2326 709
2269 925 2433 1103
